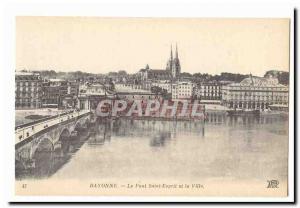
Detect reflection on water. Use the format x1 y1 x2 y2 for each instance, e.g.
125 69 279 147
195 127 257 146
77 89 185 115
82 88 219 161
17 113 289 181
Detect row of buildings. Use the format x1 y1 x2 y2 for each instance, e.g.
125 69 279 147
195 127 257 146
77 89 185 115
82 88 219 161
15 45 289 112
15 71 289 112
112 45 289 111
15 71 79 109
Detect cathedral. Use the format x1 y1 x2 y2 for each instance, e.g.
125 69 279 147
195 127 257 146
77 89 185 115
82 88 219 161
139 44 181 81
166 44 181 79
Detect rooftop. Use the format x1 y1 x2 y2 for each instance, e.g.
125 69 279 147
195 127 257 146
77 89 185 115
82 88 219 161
148 69 171 74
230 76 286 87
115 87 151 93
15 71 41 80
15 71 40 77
49 78 66 82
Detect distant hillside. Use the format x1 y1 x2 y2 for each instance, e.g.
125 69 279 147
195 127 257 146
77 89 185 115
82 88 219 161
30 70 104 81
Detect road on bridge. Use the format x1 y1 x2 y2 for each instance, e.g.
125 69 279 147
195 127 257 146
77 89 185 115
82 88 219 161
15 110 91 146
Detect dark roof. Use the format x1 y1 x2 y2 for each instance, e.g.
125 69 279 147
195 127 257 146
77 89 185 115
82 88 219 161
149 69 170 73
147 69 171 80
116 92 156 95
15 75 41 81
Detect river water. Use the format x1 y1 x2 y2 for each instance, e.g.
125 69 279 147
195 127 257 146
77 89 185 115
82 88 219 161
16 113 289 183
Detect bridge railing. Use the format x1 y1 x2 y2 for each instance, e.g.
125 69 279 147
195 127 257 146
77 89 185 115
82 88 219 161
15 110 76 130
15 110 90 145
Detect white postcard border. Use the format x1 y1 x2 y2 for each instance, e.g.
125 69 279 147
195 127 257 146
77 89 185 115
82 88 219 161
1 0 295 203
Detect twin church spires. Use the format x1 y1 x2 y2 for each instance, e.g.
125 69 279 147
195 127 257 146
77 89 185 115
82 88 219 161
166 44 181 79
142 44 181 81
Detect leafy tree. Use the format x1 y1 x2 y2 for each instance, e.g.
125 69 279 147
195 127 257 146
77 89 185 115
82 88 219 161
181 72 192 77
278 72 289 85
118 70 127 76
264 70 289 85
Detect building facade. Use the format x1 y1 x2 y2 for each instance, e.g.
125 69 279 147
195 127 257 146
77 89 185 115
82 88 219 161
194 82 222 100
60 81 80 108
77 83 115 110
139 66 172 82
15 72 43 109
172 81 195 100
115 83 147 92
222 75 289 111
151 80 172 93
67 81 79 96
42 79 68 108
116 92 162 102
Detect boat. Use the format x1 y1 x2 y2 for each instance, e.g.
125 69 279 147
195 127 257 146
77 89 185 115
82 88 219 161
226 109 260 116
260 110 289 117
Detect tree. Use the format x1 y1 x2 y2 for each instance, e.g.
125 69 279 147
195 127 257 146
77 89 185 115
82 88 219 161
278 72 289 85
181 72 192 77
118 70 127 76
108 72 118 77
108 78 115 91
264 70 289 85
150 86 163 95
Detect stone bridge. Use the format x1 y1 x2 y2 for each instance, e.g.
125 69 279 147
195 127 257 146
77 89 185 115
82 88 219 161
15 110 92 170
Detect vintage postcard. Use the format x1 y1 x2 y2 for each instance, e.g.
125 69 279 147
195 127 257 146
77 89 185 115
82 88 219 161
13 15 293 201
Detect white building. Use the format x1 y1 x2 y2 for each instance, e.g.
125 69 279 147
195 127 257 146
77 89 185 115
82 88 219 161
194 82 222 101
222 76 289 111
77 83 115 110
115 83 147 92
78 84 106 96
116 92 162 102
172 81 195 100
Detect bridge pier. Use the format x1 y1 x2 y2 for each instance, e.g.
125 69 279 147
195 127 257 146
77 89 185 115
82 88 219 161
23 159 36 169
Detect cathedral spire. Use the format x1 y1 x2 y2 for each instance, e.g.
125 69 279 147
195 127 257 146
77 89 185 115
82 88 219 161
170 44 173 60
175 43 178 58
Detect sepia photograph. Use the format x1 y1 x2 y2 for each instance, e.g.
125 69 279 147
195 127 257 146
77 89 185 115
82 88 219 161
12 12 293 201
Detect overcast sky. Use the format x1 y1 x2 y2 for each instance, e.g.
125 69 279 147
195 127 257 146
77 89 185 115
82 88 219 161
16 17 290 76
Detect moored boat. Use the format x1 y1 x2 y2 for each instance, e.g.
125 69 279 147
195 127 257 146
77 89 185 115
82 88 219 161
226 109 260 116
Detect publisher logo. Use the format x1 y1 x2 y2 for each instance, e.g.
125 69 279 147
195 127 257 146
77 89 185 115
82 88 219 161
267 180 279 188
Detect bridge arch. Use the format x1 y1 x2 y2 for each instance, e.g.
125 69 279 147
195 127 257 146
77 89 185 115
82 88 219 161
15 110 92 175
52 128 71 148
74 116 90 131
84 118 90 126
30 136 54 159
58 128 71 140
74 121 83 131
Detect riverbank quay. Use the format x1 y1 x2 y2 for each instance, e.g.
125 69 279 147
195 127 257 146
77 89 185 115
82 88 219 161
15 108 73 126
